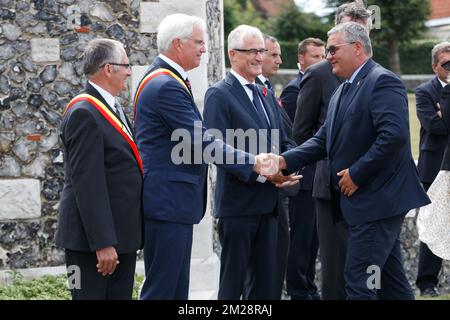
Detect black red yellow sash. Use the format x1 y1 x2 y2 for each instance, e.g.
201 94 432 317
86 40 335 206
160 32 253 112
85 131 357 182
65 94 144 174
133 68 192 119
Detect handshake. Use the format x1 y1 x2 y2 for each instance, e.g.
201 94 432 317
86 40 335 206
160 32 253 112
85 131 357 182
253 153 302 187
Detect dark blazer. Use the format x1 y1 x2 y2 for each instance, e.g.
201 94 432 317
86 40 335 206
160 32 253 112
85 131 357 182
204 72 294 217
282 59 430 225
280 72 303 122
440 83 450 170
135 58 253 224
56 82 143 254
415 76 448 183
292 60 342 196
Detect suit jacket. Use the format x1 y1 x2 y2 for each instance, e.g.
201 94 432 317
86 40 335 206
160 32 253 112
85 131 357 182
204 72 294 217
440 83 450 171
292 60 342 196
256 77 299 196
56 82 143 254
135 57 253 225
280 72 303 122
282 59 430 225
415 76 448 183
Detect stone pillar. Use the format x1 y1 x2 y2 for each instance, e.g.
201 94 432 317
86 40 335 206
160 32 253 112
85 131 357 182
137 0 223 299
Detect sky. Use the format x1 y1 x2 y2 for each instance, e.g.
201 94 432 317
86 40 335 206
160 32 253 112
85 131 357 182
294 0 333 16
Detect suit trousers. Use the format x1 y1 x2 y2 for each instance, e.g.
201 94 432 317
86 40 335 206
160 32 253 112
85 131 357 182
218 211 278 300
344 213 414 300
286 190 319 300
140 218 193 300
315 197 348 300
416 182 443 291
65 249 136 300
274 195 290 299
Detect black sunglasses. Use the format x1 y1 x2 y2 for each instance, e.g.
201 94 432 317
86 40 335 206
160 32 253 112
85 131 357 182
442 60 450 72
325 42 355 56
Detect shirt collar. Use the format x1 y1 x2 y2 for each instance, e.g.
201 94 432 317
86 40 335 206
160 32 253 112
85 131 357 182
230 68 254 86
346 59 369 84
438 78 447 88
158 54 188 80
257 75 269 85
88 80 115 110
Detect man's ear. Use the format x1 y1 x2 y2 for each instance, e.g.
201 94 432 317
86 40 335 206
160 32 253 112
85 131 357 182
298 54 304 67
228 50 235 63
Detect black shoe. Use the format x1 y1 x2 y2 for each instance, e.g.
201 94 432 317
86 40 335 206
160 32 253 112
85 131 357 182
421 287 440 297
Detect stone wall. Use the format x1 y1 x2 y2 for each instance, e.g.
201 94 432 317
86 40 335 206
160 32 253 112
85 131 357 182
0 0 223 270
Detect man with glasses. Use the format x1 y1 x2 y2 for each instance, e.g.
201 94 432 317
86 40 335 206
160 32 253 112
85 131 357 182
203 25 295 299
292 2 372 299
274 21 430 299
57 39 142 300
134 15 278 300
414 42 450 297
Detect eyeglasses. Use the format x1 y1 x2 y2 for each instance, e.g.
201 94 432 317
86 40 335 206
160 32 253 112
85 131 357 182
325 42 355 56
187 38 206 47
441 60 450 72
100 62 131 69
233 48 268 55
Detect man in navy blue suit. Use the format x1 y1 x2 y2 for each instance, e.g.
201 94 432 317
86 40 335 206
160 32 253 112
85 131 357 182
134 14 278 300
203 25 295 299
414 42 450 297
273 22 430 299
280 38 325 123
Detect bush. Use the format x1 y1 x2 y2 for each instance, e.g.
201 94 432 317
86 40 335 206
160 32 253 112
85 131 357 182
0 271 145 300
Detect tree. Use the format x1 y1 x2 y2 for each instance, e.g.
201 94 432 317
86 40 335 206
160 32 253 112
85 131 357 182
326 0 429 74
223 0 265 37
269 2 331 42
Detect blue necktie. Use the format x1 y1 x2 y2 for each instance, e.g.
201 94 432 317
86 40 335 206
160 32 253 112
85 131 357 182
334 82 351 128
246 84 269 129
264 79 272 90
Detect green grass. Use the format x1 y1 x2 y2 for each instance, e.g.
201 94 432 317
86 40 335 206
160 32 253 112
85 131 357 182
0 272 145 300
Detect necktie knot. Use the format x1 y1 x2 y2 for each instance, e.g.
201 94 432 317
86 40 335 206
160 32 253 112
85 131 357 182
264 79 272 90
185 78 192 90
342 82 351 95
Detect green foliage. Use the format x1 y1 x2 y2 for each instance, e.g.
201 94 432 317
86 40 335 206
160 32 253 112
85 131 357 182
223 0 265 37
0 272 145 300
268 3 331 42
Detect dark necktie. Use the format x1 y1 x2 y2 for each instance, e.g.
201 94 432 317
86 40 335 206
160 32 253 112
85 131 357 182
264 79 272 90
334 82 351 127
246 84 269 129
185 78 192 94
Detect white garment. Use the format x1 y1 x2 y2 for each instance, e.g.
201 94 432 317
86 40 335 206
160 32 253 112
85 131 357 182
417 170 450 260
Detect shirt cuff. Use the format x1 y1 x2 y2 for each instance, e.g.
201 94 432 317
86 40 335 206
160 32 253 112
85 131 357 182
256 175 267 183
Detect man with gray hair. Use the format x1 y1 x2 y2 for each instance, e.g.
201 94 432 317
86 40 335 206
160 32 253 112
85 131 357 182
134 15 280 300
274 21 430 299
204 25 295 299
57 39 143 299
414 41 450 297
292 1 372 299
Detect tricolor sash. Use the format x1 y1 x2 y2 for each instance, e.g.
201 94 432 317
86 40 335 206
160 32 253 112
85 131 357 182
65 93 144 174
133 68 192 120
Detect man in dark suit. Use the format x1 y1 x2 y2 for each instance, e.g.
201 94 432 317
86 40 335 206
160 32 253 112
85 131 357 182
134 14 275 300
203 25 295 299
292 2 372 299
275 22 430 299
277 37 325 300
256 34 300 299
415 42 450 297
280 38 325 123
57 39 142 300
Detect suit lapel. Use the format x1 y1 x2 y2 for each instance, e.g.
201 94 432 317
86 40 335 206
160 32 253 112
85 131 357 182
150 57 202 120
226 73 267 129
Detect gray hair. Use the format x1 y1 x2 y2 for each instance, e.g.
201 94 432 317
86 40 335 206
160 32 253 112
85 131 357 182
83 38 123 77
431 42 450 65
228 25 264 51
263 34 278 44
157 13 206 53
335 1 372 30
328 22 373 57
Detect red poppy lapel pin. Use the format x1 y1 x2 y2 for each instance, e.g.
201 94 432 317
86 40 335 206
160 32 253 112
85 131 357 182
262 87 268 97
278 98 282 108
